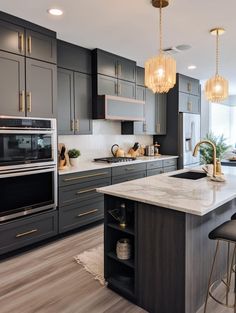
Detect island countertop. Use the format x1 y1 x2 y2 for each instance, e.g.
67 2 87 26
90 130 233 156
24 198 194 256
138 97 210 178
97 166 236 216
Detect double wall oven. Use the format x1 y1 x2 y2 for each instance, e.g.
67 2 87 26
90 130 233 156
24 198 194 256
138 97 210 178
0 116 57 222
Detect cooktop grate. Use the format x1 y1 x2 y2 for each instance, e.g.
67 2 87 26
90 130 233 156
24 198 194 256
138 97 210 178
94 157 136 163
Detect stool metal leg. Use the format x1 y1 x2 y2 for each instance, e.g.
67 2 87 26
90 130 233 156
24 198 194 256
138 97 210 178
226 242 231 306
235 247 236 313
204 240 220 313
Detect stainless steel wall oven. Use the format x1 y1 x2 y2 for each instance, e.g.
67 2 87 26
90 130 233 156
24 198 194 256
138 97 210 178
0 116 57 221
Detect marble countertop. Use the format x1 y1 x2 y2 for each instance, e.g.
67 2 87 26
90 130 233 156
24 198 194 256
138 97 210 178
58 155 178 175
97 166 236 216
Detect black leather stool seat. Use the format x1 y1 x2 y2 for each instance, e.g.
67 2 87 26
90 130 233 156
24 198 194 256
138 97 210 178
231 213 236 220
209 220 236 242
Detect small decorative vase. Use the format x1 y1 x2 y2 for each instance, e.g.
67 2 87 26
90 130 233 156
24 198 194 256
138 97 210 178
116 238 131 260
69 157 79 167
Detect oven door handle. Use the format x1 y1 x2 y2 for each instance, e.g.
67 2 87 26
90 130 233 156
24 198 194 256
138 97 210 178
0 167 56 178
0 129 55 134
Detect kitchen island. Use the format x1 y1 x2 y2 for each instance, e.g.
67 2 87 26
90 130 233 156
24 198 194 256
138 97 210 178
97 167 236 313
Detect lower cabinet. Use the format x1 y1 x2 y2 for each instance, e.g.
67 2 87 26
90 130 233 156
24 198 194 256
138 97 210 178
58 168 112 233
59 198 104 233
112 163 147 184
0 210 58 255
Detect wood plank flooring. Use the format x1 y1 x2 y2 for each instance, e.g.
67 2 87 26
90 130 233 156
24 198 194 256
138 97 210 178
0 223 234 313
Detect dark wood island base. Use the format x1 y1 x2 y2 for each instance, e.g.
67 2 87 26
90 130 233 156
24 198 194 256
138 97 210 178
104 195 236 313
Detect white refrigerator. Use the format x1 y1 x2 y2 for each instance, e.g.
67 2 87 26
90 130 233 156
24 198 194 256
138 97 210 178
179 113 201 168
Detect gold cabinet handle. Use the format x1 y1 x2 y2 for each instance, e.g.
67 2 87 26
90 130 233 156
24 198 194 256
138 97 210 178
76 188 96 195
19 90 25 112
26 92 32 112
16 229 38 238
77 209 98 217
18 33 24 52
71 119 75 132
115 64 118 76
187 101 192 112
75 119 79 132
63 172 109 182
156 123 161 133
143 122 147 132
27 36 32 54
187 82 192 92
118 83 121 95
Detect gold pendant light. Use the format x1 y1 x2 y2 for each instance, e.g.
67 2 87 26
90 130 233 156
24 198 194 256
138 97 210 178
205 28 229 102
145 0 176 94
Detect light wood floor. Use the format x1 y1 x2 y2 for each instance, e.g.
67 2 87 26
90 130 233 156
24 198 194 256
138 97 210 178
0 224 234 313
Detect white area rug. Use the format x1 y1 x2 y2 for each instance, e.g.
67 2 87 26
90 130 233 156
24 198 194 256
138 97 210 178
74 244 105 286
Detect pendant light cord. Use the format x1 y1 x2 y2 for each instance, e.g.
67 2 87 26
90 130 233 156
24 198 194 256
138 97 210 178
216 29 219 75
159 0 163 54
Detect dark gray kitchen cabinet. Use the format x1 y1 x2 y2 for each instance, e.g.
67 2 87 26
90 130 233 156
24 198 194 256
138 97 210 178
57 68 74 135
178 73 200 96
0 51 25 116
97 74 136 99
0 20 24 55
26 58 57 118
119 80 136 99
57 40 91 74
156 93 167 135
97 74 117 96
74 72 92 134
145 89 156 134
179 92 200 114
25 29 57 64
57 68 92 135
0 210 58 255
136 66 145 86
93 48 136 82
112 163 147 184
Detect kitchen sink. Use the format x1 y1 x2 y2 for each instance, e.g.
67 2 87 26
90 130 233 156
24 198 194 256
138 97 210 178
170 171 207 180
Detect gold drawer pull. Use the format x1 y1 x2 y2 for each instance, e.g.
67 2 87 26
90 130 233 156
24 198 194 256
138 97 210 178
187 82 192 92
75 119 79 132
26 92 32 112
64 172 109 182
71 119 75 132
77 209 98 217
16 229 38 238
76 188 96 195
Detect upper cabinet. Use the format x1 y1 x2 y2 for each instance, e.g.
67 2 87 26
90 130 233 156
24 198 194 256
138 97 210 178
0 20 56 64
25 30 56 64
94 49 136 82
57 40 91 74
57 40 92 135
136 66 145 86
178 73 200 97
0 13 57 118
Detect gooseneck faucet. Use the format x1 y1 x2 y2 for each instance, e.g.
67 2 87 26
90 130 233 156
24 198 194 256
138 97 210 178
192 140 217 177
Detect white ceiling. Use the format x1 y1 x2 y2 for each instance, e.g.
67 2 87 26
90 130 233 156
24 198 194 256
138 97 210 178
1 0 236 94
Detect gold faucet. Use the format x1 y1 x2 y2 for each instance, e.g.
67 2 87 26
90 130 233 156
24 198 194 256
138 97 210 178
192 140 217 177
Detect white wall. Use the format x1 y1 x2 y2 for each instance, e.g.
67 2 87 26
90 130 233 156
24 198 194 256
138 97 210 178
59 120 153 161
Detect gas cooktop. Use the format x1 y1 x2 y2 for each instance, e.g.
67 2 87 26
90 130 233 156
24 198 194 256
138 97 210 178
94 157 136 163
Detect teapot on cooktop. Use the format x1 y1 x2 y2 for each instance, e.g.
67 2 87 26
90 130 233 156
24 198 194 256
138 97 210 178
111 144 125 158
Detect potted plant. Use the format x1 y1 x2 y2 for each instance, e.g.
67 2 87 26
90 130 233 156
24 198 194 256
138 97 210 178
200 132 231 170
68 149 81 167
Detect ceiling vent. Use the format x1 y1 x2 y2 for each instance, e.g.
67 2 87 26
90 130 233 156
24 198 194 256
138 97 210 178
163 44 191 55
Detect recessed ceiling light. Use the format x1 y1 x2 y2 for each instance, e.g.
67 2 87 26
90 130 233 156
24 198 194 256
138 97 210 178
188 65 197 70
47 8 63 16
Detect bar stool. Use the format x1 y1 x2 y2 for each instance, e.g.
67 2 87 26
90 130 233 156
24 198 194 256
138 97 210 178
204 220 236 313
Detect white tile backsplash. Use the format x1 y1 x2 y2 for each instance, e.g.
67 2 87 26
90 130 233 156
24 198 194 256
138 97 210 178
59 120 153 161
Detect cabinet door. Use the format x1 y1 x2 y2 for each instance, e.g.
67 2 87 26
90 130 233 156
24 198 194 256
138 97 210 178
117 58 136 82
178 74 199 96
0 20 24 55
136 86 146 102
96 50 117 77
156 93 167 135
26 30 57 63
118 80 136 99
57 68 74 135
0 51 25 116
74 72 92 135
26 59 57 118
179 93 200 114
136 66 145 86
97 74 117 96
145 89 156 134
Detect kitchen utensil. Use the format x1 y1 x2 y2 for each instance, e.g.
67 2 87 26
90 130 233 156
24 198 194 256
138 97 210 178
145 145 155 156
128 142 140 158
111 144 125 158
